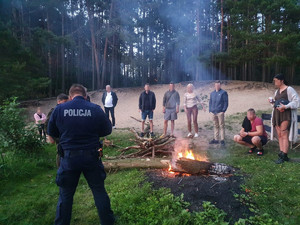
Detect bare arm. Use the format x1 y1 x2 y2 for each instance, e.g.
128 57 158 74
248 125 263 137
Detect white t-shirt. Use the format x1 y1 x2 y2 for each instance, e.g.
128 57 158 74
104 92 113 107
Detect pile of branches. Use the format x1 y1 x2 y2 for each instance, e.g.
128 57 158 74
116 128 175 158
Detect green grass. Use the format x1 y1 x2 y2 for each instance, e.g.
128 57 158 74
1 125 300 224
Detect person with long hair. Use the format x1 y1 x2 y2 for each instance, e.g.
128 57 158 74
184 83 205 138
270 74 300 164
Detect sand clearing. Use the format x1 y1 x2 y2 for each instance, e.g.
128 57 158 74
25 80 300 137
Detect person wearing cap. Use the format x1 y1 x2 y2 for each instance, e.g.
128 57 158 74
209 80 228 146
47 84 115 225
162 82 180 137
269 74 300 164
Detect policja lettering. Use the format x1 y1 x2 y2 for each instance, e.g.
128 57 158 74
64 109 92 117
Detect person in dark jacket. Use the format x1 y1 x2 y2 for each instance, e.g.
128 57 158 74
48 84 114 225
209 80 228 145
102 85 118 128
139 83 156 137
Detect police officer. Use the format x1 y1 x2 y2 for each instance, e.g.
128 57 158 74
47 84 115 225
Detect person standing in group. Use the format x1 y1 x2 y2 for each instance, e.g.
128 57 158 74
269 74 300 164
184 83 205 138
139 83 156 138
162 82 180 137
209 80 228 146
102 85 118 129
34 107 47 141
45 93 69 167
47 84 115 225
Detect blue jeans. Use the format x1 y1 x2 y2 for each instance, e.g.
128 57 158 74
55 149 115 225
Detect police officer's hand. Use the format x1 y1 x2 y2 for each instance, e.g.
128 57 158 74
98 148 103 158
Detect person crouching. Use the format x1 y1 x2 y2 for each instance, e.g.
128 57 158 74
233 108 268 156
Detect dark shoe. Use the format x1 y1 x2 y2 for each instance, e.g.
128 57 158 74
220 140 225 146
209 139 219 144
248 147 257 154
278 151 284 158
275 153 289 164
150 132 155 138
140 132 144 137
257 149 264 156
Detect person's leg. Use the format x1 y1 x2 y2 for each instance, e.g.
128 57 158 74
84 162 115 225
149 111 154 133
141 121 145 133
186 108 192 133
37 125 42 139
104 107 110 118
233 135 255 148
54 168 81 225
192 106 199 134
218 112 225 141
280 121 290 154
110 107 115 127
171 120 175 136
164 120 168 135
41 124 46 141
275 126 283 151
212 114 219 140
251 136 262 150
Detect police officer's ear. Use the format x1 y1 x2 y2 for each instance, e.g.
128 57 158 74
69 95 73 101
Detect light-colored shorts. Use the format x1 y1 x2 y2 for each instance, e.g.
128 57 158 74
164 108 177 121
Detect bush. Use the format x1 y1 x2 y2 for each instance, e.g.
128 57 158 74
0 97 43 154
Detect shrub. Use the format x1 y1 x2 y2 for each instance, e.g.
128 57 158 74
0 97 43 154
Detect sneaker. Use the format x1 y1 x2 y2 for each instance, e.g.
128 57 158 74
112 126 116 129
150 132 155 138
257 149 264 156
194 133 199 138
209 139 219 144
187 133 193 138
248 147 257 154
140 132 145 137
220 140 225 146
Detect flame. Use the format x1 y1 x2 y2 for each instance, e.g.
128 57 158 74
178 150 195 160
168 163 174 174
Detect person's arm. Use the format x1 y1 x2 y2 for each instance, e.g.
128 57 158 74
285 87 300 109
176 92 180 113
209 93 212 113
222 91 228 112
102 92 105 106
47 108 59 140
139 93 142 111
153 92 156 110
114 92 118 106
162 93 166 113
248 125 263 137
97 107 112 137
184 94 187 112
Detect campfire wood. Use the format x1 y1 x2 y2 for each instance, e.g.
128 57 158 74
174 158 213 174
107 128 175 159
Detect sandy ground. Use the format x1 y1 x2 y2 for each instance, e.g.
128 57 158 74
25 80 300 139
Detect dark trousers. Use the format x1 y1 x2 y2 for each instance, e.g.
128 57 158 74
37 124 46 140
55 150 115 225
104 107 115 126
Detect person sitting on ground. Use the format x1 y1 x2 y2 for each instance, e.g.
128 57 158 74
233 108 268 156
34 107 47 141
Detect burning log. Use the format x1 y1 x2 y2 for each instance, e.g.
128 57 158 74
175 158 213 174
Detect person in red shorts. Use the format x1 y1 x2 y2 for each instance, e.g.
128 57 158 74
233 108 268 156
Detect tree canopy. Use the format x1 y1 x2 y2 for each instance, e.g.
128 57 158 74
1 0 300 101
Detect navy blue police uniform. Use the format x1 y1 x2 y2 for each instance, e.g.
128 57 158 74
47 96 114 225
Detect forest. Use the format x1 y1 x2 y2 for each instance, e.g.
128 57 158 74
1 0 300 101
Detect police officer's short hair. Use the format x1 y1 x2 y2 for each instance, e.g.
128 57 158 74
69 84 87 97
57 93 69 101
